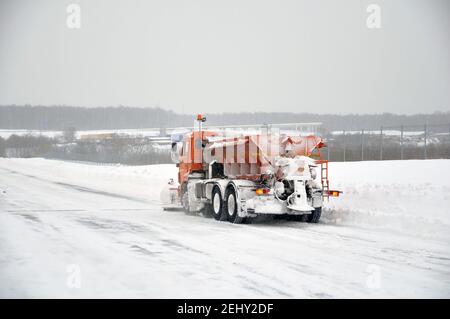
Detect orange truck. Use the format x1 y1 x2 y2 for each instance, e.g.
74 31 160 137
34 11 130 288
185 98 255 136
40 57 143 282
164 115 340 224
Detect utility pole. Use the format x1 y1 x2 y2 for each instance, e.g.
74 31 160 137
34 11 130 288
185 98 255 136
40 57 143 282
361 129 364 161
424 123 427 160
400 125 404 160
380 126 383 161
343 130 346 162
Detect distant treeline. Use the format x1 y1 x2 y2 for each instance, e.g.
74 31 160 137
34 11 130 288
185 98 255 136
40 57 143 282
1 105 450 131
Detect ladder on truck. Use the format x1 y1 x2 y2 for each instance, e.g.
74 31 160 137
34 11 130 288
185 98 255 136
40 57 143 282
316 160 329 199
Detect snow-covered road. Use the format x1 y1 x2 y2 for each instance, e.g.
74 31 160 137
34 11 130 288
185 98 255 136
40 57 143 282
0 158 449 298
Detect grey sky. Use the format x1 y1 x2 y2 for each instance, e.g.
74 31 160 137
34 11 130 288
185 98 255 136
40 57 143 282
0 0 449 114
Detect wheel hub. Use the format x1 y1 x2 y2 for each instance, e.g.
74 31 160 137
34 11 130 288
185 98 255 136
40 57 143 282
213 193 221 214
227 194 236 216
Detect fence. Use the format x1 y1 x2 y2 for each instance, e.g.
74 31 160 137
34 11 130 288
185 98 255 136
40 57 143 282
323 123 450 162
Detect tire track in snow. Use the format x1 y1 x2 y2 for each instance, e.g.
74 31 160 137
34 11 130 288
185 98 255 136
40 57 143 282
0 167 160 205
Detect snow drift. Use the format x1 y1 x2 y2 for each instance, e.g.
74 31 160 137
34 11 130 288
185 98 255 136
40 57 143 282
324 160 450 241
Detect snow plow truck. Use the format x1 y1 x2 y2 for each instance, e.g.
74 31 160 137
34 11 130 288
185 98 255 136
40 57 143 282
162 115 340 223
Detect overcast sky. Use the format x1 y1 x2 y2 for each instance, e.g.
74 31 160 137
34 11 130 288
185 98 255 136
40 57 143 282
0 0 449 114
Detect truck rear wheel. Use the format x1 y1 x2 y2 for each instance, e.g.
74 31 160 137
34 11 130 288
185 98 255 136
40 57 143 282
181 183 196 215
181 184 190 212
212 187 226 221
225 187 244 224
202 204 214 218
303 207 322 223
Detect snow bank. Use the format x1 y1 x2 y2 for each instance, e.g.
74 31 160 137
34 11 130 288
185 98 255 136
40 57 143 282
0 158 176 204
323 160 450 241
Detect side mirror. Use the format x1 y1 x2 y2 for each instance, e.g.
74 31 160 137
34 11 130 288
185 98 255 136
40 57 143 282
171 143 180 164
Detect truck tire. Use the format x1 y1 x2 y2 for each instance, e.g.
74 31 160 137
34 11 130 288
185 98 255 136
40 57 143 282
202 204 214 218
181 184 189 211
303 207 322 223
212 187 227 221
181 183 195 215
225 187 244 224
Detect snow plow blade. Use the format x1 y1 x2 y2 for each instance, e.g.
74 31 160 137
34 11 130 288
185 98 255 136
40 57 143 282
160 180 182 211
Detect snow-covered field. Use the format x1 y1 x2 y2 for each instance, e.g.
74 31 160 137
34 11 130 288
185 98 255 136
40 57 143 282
0 158 449 298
